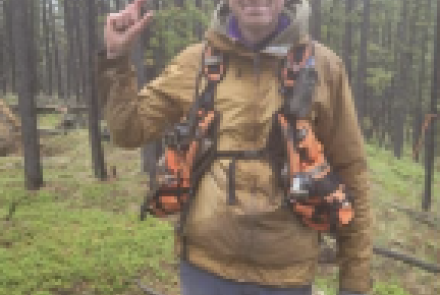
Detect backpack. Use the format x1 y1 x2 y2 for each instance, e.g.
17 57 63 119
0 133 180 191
139 41 354 235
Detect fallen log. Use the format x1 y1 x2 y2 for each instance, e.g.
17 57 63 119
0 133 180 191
10 104 88 114
373 246 440 273
319 242 440 274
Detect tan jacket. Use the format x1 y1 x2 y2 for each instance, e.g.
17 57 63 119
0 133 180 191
97 1 372 293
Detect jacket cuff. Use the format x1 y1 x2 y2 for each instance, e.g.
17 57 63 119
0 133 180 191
97 49 132 73
96 49 135 110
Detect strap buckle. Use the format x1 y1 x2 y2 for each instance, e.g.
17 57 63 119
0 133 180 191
202 45 227 82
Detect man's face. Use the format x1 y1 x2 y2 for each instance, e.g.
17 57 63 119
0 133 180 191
228 0 286 30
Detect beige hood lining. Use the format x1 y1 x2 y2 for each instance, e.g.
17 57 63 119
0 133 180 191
208 0 311 56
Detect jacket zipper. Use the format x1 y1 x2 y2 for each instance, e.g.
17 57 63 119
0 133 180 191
243 52 261 269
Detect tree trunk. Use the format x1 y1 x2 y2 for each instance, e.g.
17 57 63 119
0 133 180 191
423 0 439 211
140 1 163 175
114 0 123 10
63 0 75 102
344 0 355 80
83 0 108 180
413 0 432 162
195 0 204 40
0 3 6 94
71 1 86 104
41 0 53 96
354 0 370 125
310 0 322 41
3 0 16 93
12 0 43 190
393 0 410 158
48 0 64 100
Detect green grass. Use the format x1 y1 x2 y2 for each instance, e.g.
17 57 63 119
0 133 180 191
372 282 412 295
0 130 178 295
1 202 174 295
1 130 439 295
37 113 64 128
364 144 440 295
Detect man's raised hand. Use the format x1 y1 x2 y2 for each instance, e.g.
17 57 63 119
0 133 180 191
104 0 154 59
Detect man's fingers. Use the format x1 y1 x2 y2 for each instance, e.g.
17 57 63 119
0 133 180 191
106 0 150 33
106 13 117 26
125 11 154 42
134 0 148 20
113 2 136 29
126 0 145 21
123 10 135 29
104 2 153 58
106 13 120 34
107 10 135 33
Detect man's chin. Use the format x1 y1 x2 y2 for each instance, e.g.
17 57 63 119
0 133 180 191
241 19 274 31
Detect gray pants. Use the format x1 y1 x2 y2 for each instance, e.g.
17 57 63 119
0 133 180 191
180 261 313 295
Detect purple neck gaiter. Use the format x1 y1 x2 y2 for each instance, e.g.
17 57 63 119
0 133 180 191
228 14 291 51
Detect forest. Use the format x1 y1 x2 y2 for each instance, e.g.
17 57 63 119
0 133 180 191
0 0 439 295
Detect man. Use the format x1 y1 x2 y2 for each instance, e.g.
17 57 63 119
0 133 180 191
98 0 373 294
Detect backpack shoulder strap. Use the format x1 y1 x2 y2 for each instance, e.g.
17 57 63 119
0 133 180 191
279 41 318 119
186 43 228 135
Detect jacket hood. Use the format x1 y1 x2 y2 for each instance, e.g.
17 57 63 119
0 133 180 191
204 0 311 57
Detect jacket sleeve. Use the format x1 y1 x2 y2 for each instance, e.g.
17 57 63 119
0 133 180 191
96 44 203 149
315 58 373 294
